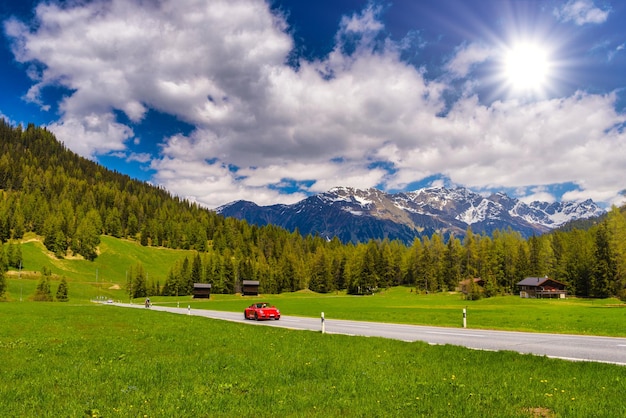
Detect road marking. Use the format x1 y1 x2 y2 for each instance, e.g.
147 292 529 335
426 331 485 338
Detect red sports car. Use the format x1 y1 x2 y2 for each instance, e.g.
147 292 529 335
244 302 280 320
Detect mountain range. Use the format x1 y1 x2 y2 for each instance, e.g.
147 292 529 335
216 186 606 244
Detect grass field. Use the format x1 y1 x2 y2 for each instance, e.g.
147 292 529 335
3 235 626 416
0 302 625 417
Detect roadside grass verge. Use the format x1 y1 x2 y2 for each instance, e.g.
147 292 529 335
1 303 624 417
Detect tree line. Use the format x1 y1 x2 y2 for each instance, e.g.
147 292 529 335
1 119 625 301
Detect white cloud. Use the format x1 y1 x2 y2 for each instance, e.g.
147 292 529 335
47 113 133 158
126 152 152 164
380 92 626 203
445 43 494 78
518 188 557 205
554 0 610 25
6 0 292 156
608 43 625 61
5 0 626 209
339 4 384 35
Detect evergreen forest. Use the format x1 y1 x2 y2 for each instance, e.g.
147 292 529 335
1 119 625 300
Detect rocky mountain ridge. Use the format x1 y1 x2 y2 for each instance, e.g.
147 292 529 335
217 186 605 244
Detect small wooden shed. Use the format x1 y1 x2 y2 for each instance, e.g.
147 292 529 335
517 277 566 299
193 283 212 299
242 280 260 296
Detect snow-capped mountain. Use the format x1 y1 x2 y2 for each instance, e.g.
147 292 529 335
216 186 605 244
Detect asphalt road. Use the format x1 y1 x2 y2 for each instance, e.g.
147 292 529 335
111 302 626 366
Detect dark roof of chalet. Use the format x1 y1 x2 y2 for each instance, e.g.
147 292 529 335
242 280 260 285
193 283 212 289
516 277 566 287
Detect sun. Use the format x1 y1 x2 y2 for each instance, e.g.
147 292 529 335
502 42 552 94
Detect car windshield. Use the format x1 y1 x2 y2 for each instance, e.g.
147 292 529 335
255 303 269 308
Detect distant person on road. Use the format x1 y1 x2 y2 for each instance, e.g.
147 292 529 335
145 298 151 308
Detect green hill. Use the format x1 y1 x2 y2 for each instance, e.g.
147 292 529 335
6 233 195 302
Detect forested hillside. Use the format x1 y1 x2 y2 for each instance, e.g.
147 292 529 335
0 119 625 300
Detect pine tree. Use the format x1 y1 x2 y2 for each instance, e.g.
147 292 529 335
34 269 53 301
462 228 480 279
606 206 626 299
191 253 203 285
309 247 332 293
591 221 614 298
132 263 147 298
105 207 123 238
443 236 463 290
73 210 101 260
56 277 69 302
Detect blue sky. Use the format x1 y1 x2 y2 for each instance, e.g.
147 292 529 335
1 0 625 208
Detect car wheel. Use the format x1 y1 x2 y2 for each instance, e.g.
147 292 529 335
244 312 248 320
275 317 280 320
254 312 259 320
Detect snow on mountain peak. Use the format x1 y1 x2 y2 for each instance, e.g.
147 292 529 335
217 186 606 244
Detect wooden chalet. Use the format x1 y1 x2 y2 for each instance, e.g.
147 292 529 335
517 277 567 299
242 280 260 296
192 283 212 299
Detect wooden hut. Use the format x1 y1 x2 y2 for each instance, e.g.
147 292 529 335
193 283 212 299
242 280 260 296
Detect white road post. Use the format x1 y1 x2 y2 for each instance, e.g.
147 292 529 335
188 305 191 315
463 308 467 328
321 312 325 334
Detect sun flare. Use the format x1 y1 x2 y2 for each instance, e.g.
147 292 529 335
503 42 552 94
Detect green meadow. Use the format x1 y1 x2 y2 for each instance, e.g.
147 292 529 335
1 303 625 417
3 236 626 416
